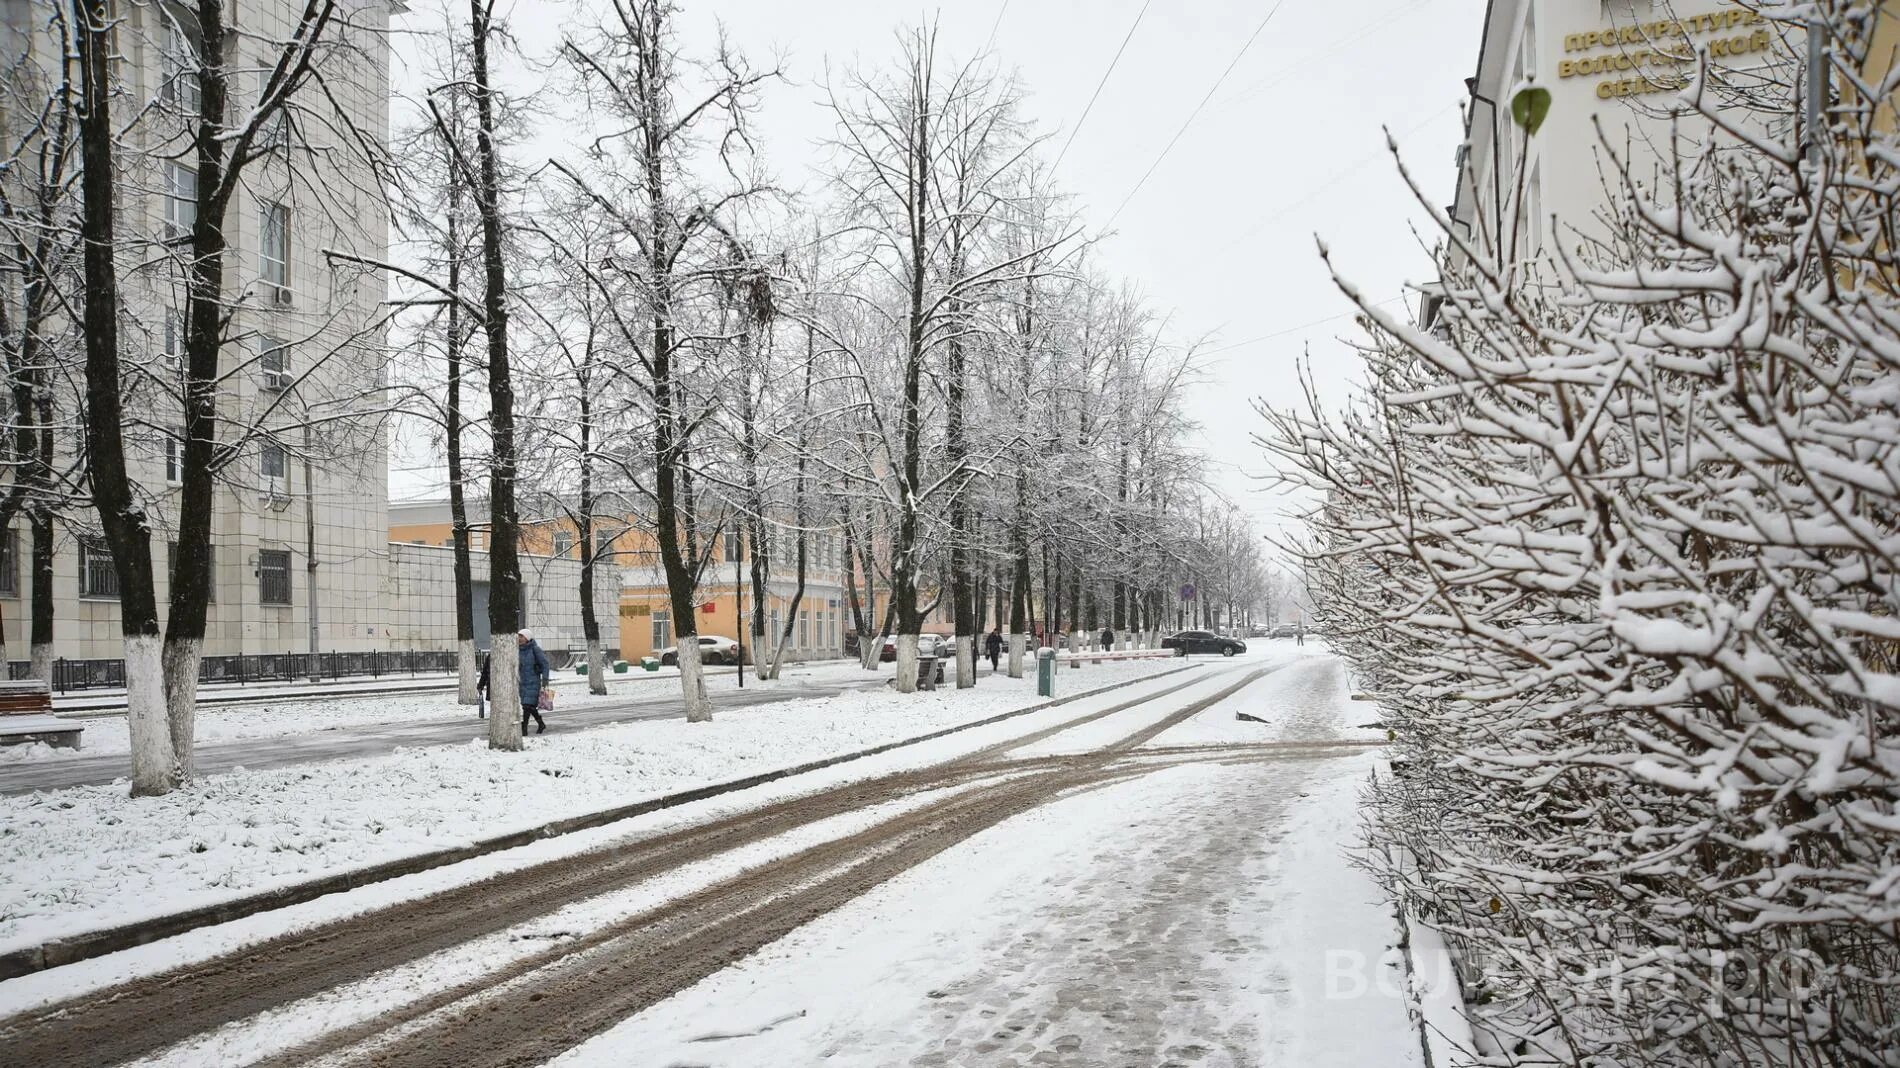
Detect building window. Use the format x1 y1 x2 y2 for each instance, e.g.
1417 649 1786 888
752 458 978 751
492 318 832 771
261 439 288 487
159 17 202 115
259 200 289 287
163 309 185 360
259 336 290 390
798 609 809 648
552 531 573 557
651 608 671 650
0 531 16 596
258 549 291 605
79 537 119 599
165 163 197 239
166 426 186 484
257 65 290 149
167 540 215 603
596 530 614 559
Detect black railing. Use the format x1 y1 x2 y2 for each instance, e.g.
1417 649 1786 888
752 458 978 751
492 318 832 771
8 650 464 693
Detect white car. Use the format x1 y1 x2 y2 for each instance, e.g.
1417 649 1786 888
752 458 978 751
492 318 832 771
880 633 947 662
658 635 744 666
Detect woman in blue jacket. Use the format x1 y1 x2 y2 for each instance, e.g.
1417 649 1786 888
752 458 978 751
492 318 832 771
479 628 553 734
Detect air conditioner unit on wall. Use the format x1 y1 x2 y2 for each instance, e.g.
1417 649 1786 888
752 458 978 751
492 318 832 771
262 371 291 392
272 286 293 307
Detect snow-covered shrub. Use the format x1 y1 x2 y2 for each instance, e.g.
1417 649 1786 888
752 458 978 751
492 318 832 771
1263 5 1900 1064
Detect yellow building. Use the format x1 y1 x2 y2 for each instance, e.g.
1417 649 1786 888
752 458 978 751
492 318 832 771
389 500 854 663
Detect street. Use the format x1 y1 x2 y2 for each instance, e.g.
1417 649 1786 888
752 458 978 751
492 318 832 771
0 653 1415 1067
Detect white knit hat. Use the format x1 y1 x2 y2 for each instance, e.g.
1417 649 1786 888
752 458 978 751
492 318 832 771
517 628 534 641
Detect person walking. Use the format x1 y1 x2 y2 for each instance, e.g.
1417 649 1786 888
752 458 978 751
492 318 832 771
482 629 553 734
984 628 1003 671
516 629 552 733
1100 626 1115 652
1296 621 1306 647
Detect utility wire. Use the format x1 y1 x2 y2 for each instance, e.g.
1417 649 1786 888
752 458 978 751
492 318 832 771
1101 0 1288 231
1050 0 1153 174
1200 295 1406 357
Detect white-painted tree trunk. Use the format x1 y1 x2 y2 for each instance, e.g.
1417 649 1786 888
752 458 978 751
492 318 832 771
458 639 481 704
29 642 51 685
125 635 176 796
893 633 919 693
488 645 522 750
954 634 974 688
161 638 202 782
860 639 882 671
679 639 711 722
587 637 606 695
1008 633 1026 678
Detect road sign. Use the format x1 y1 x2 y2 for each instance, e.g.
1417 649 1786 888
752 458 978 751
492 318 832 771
1180 583 1196 601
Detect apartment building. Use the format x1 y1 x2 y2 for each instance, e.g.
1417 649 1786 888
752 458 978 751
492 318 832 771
1 0 399 664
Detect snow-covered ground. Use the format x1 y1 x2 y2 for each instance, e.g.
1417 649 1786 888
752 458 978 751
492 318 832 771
553 653 1416 1068
0 658 876 763
0 658 1184 957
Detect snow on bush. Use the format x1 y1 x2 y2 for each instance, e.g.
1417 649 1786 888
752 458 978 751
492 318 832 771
1261 6 1900 1064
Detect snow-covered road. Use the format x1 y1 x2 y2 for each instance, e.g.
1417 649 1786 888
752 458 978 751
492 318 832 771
0 647 1423 1067
556 653 1414 1068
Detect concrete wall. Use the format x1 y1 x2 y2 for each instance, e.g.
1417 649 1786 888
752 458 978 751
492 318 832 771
385 544 621 656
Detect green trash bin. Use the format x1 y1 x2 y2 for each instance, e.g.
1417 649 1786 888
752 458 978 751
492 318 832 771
576 662 587 675
615 660 631 674
1036 647 1056 697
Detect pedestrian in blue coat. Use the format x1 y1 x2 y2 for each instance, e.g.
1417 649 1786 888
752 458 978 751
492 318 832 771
478 628 553 734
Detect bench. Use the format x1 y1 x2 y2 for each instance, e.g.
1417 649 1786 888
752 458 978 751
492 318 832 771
0 680 81 749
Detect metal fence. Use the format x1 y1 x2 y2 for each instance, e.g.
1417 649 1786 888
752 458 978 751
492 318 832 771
7 649 464 693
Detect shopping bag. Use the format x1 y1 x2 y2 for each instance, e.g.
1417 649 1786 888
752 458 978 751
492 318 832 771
537 688 555 711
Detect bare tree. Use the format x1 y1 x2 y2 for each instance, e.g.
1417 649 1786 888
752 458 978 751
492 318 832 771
553 0 774 721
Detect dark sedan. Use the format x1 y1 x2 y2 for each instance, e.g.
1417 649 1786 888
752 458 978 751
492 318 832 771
1162 630 1246 656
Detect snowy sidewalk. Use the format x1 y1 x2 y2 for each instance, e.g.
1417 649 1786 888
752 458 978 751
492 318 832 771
0 664 884 794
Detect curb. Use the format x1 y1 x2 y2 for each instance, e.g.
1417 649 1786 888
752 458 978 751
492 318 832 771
0 662 1200 980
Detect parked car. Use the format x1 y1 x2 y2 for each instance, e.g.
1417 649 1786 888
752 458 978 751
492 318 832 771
658 635 746 666
879 633 947 662
1161 630 1247 657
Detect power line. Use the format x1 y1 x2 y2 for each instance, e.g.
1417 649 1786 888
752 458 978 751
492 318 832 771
1050 0 1153 174
983 0 1011 54
1215 101 1460 254
1101 0 1288 231
1199 295 1407 357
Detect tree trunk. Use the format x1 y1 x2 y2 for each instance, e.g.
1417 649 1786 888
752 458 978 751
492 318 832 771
469 0 523 751
446 194 480 705
74 0 174 794
30 511 53 683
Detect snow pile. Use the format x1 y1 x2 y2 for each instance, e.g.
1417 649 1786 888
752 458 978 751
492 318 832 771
0 660 1177 955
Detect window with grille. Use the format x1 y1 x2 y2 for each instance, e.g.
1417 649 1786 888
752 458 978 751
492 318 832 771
259 200 289 287
258 549 291 605
79 537 118 599
167 540 214 602
552 531 573 557
165 163 197 239
0 531 16 596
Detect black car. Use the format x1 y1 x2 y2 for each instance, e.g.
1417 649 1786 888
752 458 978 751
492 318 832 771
1162 630 1247 656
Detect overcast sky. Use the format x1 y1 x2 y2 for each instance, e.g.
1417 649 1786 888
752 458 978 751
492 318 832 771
389 0 1489 547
